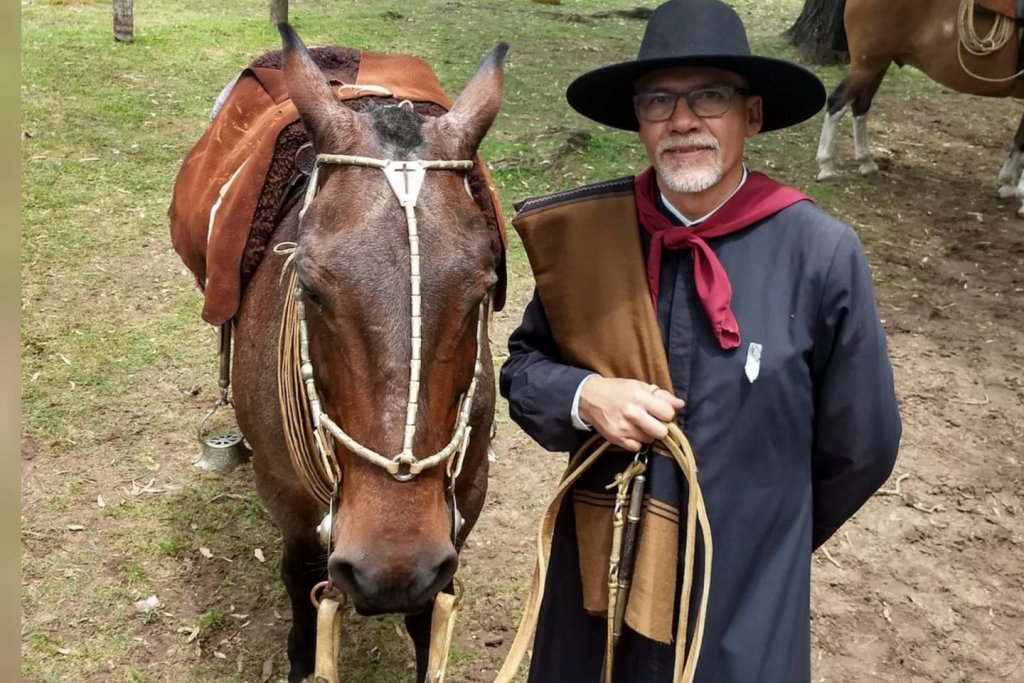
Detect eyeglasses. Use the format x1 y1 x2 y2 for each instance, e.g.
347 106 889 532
633 85 752 122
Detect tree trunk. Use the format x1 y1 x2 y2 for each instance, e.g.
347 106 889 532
113 0 133 44
270 0 288 25
785 0 848 65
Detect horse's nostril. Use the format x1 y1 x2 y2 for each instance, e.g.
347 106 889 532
434 551 459 591
327 553 361 596
409 547 459 602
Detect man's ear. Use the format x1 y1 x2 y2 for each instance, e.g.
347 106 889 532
746 95 764 137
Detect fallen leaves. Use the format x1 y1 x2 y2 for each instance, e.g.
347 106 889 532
124 478 176 496
179 625 201 643
133 595 160 613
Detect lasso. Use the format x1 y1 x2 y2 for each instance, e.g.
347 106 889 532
957 0 1024 82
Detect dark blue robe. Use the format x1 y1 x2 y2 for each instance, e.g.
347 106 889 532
499 191 901 683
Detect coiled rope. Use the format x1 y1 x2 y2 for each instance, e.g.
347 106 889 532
494 423 712 683
277 264 338 506
957 0 1024 82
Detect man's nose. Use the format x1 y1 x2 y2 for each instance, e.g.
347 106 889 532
667 96 702 133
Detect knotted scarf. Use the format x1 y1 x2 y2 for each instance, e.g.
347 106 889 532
635 168 808 349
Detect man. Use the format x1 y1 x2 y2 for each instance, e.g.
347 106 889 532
498 0 902 681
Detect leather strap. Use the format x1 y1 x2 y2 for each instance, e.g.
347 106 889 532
314 595 344 683
425 588 461 682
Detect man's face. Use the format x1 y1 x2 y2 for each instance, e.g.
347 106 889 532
635 66 763 195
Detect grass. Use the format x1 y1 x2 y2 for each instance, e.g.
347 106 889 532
21 0 1024 681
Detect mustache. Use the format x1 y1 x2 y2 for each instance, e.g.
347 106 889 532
656 134 720 155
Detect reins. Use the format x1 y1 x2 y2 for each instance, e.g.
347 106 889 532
495 423 713 683
306 577 464 683
957 0 1024 82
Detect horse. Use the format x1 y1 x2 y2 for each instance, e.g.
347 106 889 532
226 26 506 682
815 0 1024 215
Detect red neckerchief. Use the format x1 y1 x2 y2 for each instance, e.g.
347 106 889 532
635 167 809 349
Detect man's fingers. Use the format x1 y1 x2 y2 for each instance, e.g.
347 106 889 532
617 436 644 452
646 397 677 423
646 393 684 423
636 412 670 441
651 388 685 410
612 418 665 451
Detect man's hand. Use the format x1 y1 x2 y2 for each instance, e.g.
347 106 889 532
578 377 686 451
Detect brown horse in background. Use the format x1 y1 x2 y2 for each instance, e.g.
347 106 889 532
815 0 1024 215
230 26 506 682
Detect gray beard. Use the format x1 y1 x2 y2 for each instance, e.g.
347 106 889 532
654 134 724 194
656 155 724 194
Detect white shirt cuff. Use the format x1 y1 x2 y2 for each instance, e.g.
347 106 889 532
570 374 600 431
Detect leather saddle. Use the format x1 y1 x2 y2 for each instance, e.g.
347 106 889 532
975 0 1024 21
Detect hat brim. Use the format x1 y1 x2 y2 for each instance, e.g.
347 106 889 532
566 55 826 132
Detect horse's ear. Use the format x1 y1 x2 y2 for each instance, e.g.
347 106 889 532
434 43 508 158
278 23 354 149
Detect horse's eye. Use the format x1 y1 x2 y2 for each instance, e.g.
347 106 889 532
297 280 323 309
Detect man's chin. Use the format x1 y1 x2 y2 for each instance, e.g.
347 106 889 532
658 167 722 194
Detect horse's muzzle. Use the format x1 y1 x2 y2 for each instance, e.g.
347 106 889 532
328 545 458 613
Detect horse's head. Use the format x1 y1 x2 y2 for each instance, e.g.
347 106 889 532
280 25 505 614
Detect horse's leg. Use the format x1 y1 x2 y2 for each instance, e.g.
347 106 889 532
999 107 1024 201
250 460 325 683
852 113 877 175
851 69 887 176
281 532 326 683
998 149 1022 198
816 78 850 180
405 601 434 683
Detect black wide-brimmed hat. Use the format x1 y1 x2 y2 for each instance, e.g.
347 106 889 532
566 0 826 132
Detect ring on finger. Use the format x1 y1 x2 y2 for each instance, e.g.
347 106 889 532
647 383 660 395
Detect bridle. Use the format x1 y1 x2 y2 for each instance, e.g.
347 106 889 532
295 151 488 485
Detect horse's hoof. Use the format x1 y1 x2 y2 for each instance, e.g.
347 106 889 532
998 184 1018 199
858 161 879 176
816 167 838 182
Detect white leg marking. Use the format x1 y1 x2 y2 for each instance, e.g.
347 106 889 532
998 148 1022 198
853 113 879 175
1015 171 1024 214
816 105 848 181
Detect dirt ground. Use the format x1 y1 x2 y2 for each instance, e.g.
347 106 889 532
22 92 1024 683
791 97 1024 681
